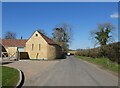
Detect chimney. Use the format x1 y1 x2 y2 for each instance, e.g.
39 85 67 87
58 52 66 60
21 36 22 39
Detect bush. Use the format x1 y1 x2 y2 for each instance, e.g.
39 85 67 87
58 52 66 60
75 42 120 64
58 52 66 59
105 42 120 63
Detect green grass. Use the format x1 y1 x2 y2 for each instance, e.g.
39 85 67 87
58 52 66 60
1 66 19 87
76 56 120 73
0 66 2 88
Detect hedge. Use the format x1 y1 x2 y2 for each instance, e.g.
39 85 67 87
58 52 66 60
75 42 120 64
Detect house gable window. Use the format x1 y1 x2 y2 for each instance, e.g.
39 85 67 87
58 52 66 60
36 34 38 36
32 44 34 51
39 44 41 51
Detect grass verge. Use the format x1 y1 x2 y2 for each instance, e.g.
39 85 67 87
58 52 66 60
0 66 2 88
76 56 120 73
1 66 19 87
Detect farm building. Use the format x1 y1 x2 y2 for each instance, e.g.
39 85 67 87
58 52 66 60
1 30 62 60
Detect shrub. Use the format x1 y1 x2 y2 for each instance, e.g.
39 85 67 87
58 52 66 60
75 42 120 64
105 42 120 64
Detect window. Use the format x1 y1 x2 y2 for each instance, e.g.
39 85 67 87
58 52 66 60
39 44 41 51
32 44 34 51
36 34 38 36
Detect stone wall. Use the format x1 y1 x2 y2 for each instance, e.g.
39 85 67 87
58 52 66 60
4 47 17 57
25 31 48 59
47 44 62 60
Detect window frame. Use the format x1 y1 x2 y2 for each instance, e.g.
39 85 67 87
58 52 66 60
32 44 34 51
36 34 38 36
39 44 41 51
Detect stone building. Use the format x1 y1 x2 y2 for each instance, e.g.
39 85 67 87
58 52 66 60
1 30 62 60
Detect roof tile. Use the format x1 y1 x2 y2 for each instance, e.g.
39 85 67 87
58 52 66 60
37 31 56 45
2 39 27 47
1 31 57 47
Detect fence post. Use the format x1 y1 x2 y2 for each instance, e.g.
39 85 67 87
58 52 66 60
16 50 19 61
1 52 2 61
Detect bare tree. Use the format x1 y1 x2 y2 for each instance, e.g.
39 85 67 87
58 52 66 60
4 31 16 39
52 23 73 51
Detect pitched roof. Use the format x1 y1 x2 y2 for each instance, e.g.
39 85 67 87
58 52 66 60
37 31 56 45
2 39 27 47
1 31 59 47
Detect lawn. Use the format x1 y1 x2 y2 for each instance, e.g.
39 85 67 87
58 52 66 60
76 56 120 73
0 66 2 88
1 66 19 87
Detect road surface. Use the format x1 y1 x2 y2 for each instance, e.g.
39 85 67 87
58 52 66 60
4 56 118 86
25 56 118 86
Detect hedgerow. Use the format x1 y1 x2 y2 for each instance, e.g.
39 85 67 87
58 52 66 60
75 42 120 64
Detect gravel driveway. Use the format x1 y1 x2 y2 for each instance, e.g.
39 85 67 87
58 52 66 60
3 60 59 86
3 56 118 86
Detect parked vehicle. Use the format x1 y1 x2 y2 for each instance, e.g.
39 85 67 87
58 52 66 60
67 53 70 56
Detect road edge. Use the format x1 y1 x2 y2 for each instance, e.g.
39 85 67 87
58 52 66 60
16 69 24 87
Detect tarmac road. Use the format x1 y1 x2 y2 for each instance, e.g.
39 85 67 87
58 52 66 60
24 56 118 86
